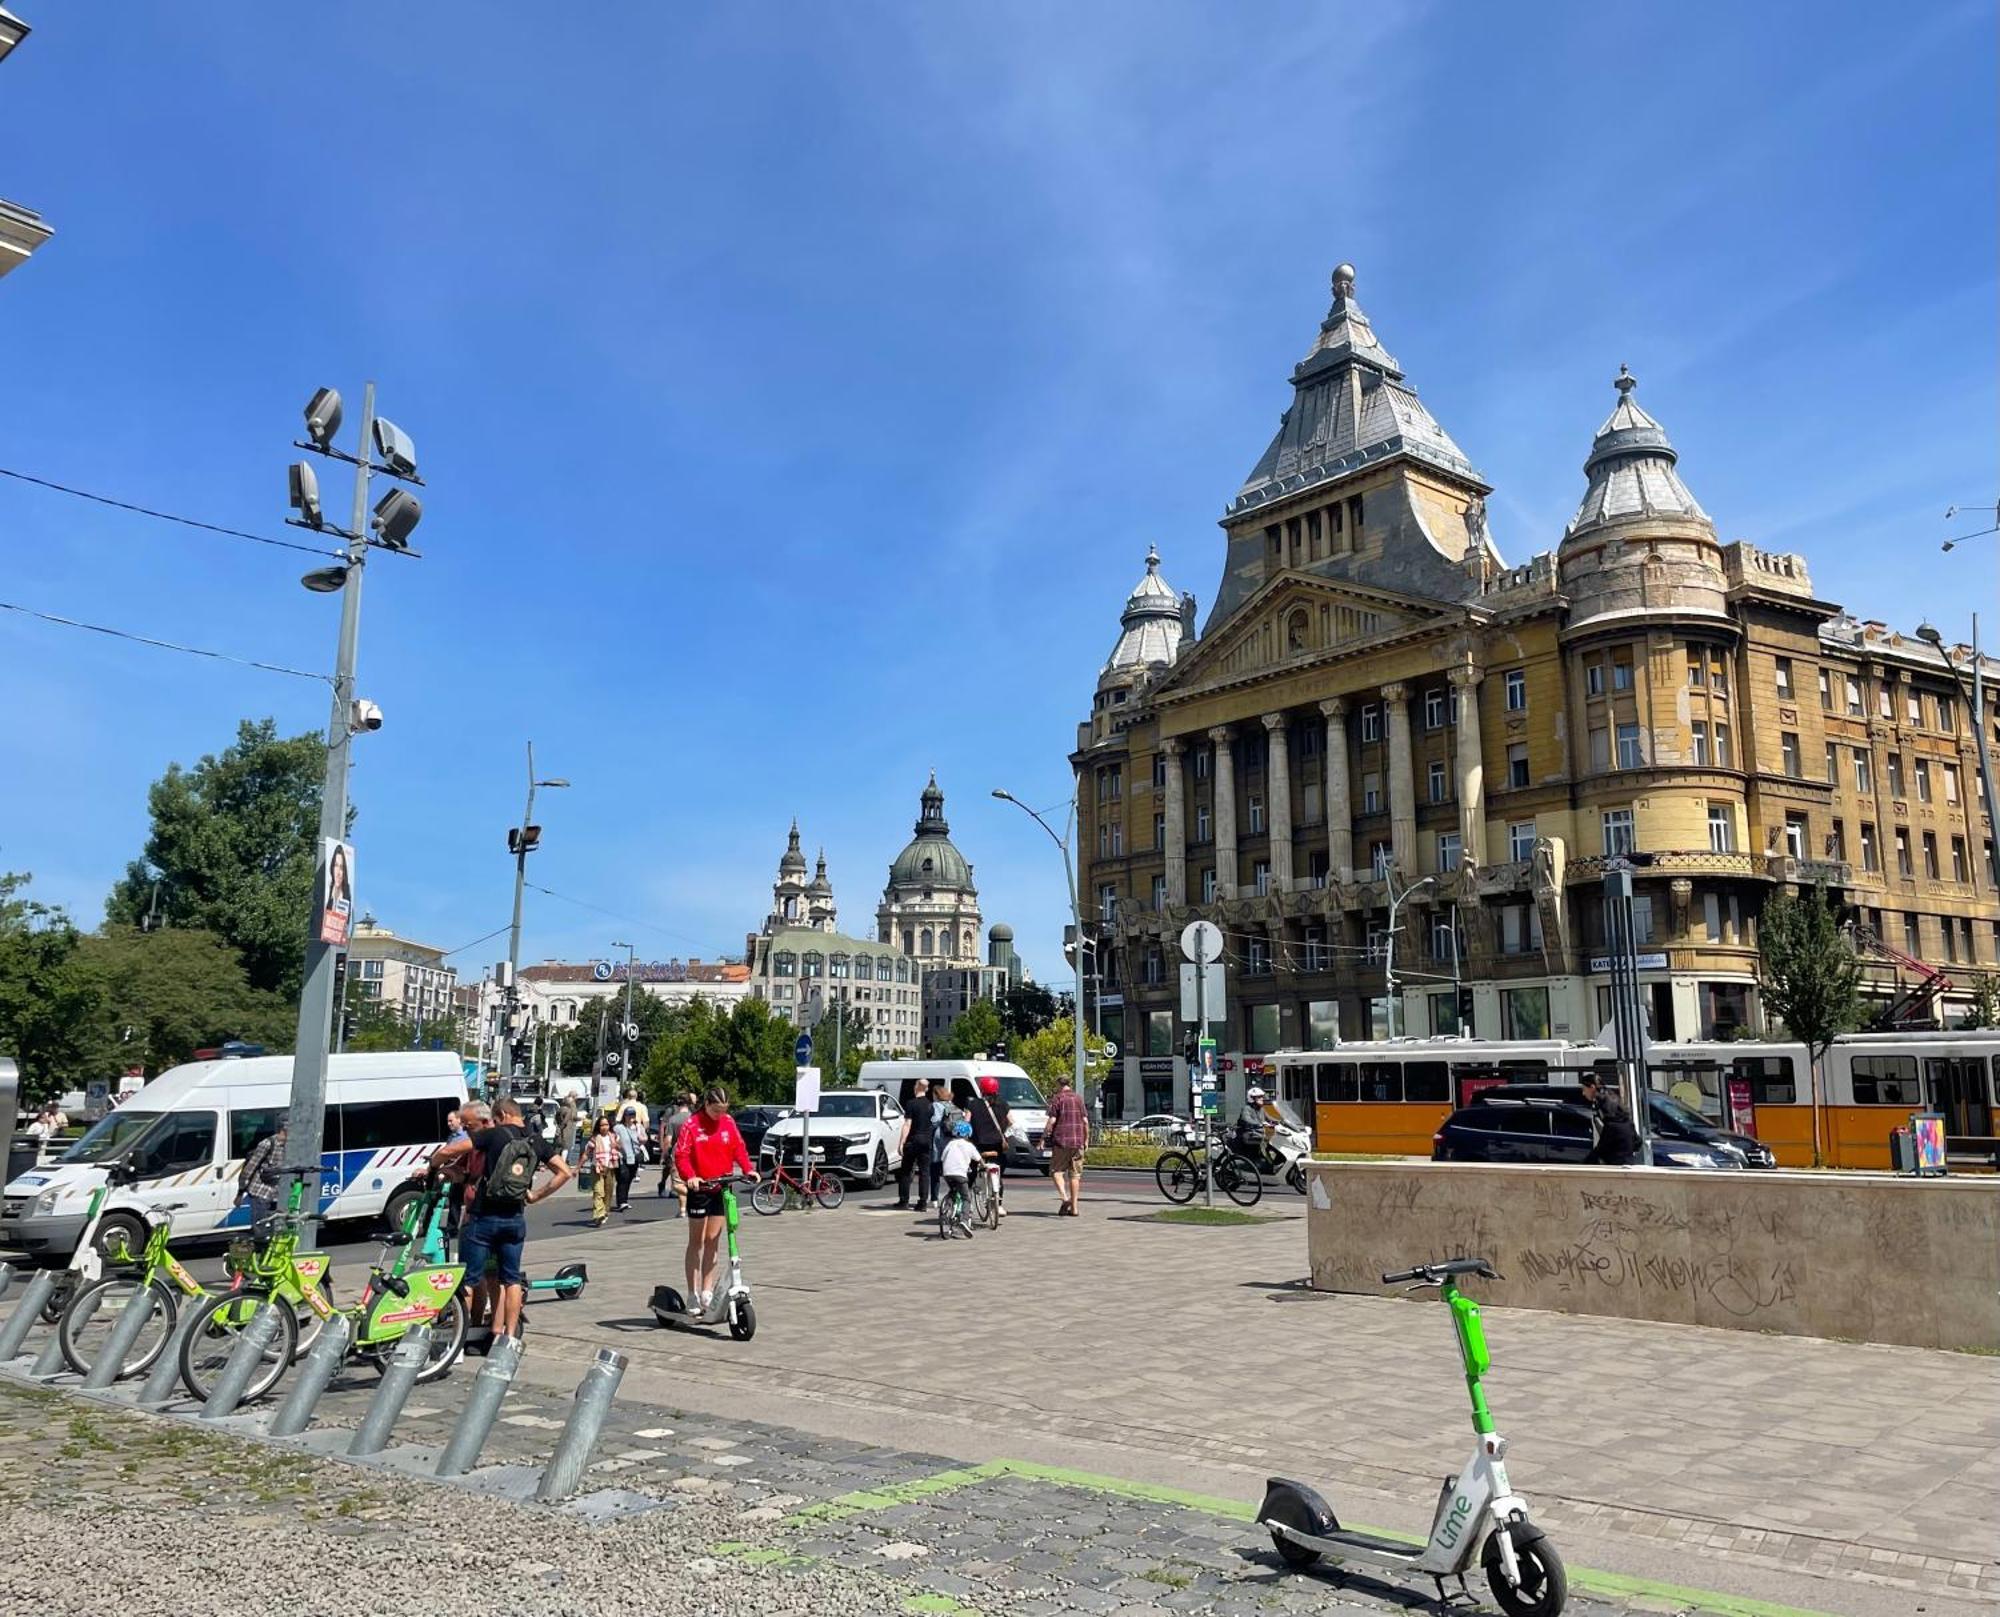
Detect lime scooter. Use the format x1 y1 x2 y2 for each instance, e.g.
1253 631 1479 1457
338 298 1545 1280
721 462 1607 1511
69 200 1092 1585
648 1173 755 1341
1258 1258 1567 1617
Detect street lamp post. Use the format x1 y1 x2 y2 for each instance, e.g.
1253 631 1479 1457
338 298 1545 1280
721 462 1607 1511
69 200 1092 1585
612 940 636 1093
992 789 1088 1114
1918 619 2000 893
279 382 424 1242
1382 871 1435 1039
503 743 569 1087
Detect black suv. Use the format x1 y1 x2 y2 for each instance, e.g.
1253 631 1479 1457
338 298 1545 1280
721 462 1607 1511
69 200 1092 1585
1431 1093 1740 1169
1472 1082 1775 1169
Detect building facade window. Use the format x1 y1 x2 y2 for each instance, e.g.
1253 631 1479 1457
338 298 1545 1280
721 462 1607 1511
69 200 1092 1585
1823 741 1838 783
1428 760 1448 803
1888 754 1905 797
1951 836 1969 883
1709 805 1734 853
1588 662 1606 697
1895 827 1912 877
1200 867 1216 902
1436 831 1461 873
1817 668 1832 709
1915 758 1932 803
1501 987 1551 1039
1603 808 1635 857
1922 832 1940 880
1360 704 1382 742
1860 822 1879 871
1152 874 1168 909
1845 676 1863 716
1613 658 1635 692
1154 811 1166 849
1507 744 1530 789
1693 723 1711 767
1504 668 1527 710
1425 688 1449 729
1509 821 1536 861
1781 732 1802 777
1853 749 1872 795
1362 771 1382 814
1252 860 1270 896
1246 794 1265 834
1370 841 1392 880
1774 657 1794 699
1715 723 1732 766
1196 804 1211 842
1785 814 1808 860
1617 723 1644 769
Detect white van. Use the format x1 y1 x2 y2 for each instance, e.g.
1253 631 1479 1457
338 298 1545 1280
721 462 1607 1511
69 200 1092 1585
855 1059 1051 1171
0 1050 466 1261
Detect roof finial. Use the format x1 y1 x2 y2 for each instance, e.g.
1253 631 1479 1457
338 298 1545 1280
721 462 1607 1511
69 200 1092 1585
1615 363 1637 398
1331 262 1356 300
1145 543 1160 572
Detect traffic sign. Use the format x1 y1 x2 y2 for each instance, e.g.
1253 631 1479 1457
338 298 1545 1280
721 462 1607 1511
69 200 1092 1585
794 1065 822 1112
1179 962 1226 1022
1102 1040 1118 1060
794 1031 813 1065
1179 918 1223 964
623 1022 641 1041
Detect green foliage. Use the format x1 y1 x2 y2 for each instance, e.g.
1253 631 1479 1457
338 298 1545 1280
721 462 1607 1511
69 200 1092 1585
0 878 104 1104
1758 883 1864 1057
804 1001 876 1085
77 926 295 1072
1963 974 2000 1031
104 719 332 999
998 981 1059 1041
1012 1015 1112 1094
340 990 463 1055
556 987 683 1080
636 996 801 1107
939 997 1004 1058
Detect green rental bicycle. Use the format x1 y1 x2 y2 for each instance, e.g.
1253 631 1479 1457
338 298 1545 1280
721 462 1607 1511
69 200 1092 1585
179 1177 466 1403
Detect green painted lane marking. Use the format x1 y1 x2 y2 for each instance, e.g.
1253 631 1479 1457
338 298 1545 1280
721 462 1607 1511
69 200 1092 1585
776 1458 1839 1617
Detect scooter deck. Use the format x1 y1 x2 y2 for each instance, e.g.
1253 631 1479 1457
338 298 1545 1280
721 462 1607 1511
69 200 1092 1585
1277 1525 1427 1560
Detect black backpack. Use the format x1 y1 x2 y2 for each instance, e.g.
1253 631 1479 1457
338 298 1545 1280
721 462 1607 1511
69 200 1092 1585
481 1128 541 1210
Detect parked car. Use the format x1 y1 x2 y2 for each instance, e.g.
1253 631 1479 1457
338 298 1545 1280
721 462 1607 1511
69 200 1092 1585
1472 1082 1776 1168
1431 1094 1739 1169
757 1089 905 1186
1121 1113 1194 1145
732 1105 787 1162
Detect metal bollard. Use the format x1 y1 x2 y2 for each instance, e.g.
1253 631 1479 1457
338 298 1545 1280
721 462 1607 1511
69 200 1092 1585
28 1317 68 1379
0 1261 14 1303
347 1325 430 1457
198 1298 284 1420
535 1347 627 1503
136 1295 208 1406
80 1284 157 1390
268 1314 352 1437
0 1269 57 1361
435 1332 522 1478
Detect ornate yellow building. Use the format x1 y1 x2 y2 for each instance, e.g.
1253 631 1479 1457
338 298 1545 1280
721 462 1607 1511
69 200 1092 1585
1075 265 1999 1118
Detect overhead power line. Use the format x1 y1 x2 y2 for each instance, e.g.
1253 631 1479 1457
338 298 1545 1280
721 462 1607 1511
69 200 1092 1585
0 464 346 558
0 599 332 683
527 882 716 954
439 922 515 960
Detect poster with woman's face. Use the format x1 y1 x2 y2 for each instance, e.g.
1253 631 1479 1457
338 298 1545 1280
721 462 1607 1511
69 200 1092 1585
316 837 355 946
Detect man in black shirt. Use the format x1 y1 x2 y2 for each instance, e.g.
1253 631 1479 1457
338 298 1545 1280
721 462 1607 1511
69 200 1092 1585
427 1097 572 1343
1579 1074 1642 1166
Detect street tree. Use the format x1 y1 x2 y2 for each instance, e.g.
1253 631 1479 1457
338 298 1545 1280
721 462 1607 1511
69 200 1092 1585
1962 974 2000 1030
639 997 798 1107
556 986 681 1082
803 1000 876 1085
78 925 294 1073
1758 882 1864 1163
1012 1015 1112 1096
0 877 104 1104
940 997 1004 1059
998 981 1060 1041
104 718 333 998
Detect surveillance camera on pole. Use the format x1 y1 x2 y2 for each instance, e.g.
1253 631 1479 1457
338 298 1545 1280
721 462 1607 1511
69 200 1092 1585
348 698 384 733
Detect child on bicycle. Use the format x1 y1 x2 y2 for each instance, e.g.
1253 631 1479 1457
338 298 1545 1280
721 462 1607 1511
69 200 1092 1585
938 1120 979 1235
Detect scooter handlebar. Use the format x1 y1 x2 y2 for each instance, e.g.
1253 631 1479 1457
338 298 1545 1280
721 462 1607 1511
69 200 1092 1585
1381 1258 1499 1285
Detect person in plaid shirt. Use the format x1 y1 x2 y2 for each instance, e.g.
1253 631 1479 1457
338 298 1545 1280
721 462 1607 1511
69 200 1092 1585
1044 1072 1090 1216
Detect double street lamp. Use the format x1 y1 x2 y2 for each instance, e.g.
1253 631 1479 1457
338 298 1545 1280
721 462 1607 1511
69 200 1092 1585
1381 871 1434 1039
991 788 1088 1114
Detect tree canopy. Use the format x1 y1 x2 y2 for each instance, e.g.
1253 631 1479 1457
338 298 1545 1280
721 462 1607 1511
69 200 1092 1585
0 877 104 1104
637 996 800 1107
939 997 1004 1058
1758 883 1863 1057
105 718 331 999
1013 1015 1113 1095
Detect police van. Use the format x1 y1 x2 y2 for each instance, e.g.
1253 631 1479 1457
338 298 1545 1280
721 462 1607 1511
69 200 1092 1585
0 1050 466 1260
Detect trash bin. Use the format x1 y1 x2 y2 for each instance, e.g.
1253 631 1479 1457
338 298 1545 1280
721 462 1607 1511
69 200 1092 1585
5 1134 39 1187
1888 1126 1916 1175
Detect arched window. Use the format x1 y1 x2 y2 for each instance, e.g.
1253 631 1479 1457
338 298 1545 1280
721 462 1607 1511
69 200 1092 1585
877 957 894 982
897 957 911 983
802 951 823 978
829 953 851 979
783 895 798 919
920 928 934 955
773 951 797 978
902 929 915 953
961 930 974 957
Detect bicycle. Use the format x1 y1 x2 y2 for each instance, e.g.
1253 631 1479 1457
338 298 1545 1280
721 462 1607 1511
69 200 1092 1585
969 1153 1004 1230
179 1177 465 1404
1154 1137 1265 1207
750 1147 845 1215
935 1176 975 1240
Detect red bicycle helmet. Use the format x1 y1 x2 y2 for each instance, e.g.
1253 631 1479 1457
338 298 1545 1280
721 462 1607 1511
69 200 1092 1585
979 1075 1001 1096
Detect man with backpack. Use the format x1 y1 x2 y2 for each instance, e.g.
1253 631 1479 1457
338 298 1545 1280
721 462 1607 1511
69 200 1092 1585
425 1096 572 1344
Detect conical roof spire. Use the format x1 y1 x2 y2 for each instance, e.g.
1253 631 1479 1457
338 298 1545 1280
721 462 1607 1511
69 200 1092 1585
1566 366 1709 536
916 773 948 834
779 818 807 876
1102 545 1187 678
808 848 833 896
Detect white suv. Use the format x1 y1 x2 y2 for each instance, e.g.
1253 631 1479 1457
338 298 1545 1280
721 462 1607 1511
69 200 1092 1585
756 1090 904 1187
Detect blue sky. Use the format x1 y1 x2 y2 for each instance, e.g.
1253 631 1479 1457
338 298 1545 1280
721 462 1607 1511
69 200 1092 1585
2 2 1994 985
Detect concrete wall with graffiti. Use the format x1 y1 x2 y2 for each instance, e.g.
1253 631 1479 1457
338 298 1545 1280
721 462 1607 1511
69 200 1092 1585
1306 1161 1999 1350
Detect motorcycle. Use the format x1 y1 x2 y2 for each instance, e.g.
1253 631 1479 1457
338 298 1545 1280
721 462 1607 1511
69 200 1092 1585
1248 1099 1313 1194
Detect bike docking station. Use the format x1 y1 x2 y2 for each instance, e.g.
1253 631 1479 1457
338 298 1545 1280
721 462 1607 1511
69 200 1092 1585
0 1254 666 1527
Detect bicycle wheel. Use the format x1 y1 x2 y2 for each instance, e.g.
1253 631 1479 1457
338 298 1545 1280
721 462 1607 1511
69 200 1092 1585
750 1175 786 1217
936 1196 952 1240
1155 1151 1200 1204
58 1275 179 1379
968 1172 993 1228
811 1174 845 1211
179 1287 298 1404
413 1291 468 1383
1219 1154 1264 1207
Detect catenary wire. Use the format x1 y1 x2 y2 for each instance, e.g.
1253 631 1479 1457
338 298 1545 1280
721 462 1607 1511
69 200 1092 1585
0 599 332 683
0 464 347 559
526 882 715 954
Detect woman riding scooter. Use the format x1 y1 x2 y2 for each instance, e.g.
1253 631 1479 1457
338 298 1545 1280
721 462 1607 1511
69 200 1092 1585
672 1086 752 1315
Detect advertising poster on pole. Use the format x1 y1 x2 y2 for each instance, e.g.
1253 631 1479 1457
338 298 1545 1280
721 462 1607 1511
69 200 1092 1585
314 837 355 946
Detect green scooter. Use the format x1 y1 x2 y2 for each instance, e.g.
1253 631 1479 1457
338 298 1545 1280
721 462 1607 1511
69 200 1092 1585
648 1173 754 1341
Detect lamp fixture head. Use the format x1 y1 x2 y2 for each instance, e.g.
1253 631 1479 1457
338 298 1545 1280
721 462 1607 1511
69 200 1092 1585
303 387 343 450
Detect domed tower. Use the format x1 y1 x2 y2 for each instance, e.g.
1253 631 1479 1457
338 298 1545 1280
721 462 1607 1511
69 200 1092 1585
1091 546 1194 741
765 819 810 933
1558 366 1727 626
876 774 982 964
806 849 837 933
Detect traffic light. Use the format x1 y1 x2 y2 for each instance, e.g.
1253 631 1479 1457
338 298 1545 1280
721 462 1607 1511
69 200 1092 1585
507 824 542 855
1182 1027 1198 1064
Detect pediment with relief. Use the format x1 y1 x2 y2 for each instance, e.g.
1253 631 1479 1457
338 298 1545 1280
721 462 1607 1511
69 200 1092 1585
1153 572 1457 702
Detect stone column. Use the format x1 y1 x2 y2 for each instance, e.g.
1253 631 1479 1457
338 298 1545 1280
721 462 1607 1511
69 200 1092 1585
1381 681 1416 878
1320 697 1352 882
1263 714 1293 893
1451 667 1485 872
1162 738 1187 906
1209 726 1238 899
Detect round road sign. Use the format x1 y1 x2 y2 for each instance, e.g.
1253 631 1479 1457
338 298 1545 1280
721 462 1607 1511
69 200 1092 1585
1179 919 1223 964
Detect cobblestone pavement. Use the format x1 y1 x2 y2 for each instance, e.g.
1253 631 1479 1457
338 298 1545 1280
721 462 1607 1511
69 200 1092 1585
0 1370 1766 1617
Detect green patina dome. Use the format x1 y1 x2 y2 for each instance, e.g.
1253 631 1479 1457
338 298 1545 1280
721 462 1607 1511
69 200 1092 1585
887 774 976 893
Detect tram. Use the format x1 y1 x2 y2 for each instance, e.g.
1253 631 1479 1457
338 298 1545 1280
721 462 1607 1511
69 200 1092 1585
1255 1029 2000 1170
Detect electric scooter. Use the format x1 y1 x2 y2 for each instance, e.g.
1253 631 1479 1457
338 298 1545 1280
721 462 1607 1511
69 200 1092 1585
648 1173 755 1341
1257 1258 1567 1616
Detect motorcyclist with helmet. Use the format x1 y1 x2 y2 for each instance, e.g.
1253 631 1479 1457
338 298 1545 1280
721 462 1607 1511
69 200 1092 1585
1231 1085 1278 1172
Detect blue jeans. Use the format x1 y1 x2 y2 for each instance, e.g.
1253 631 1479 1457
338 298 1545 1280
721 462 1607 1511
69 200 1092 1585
461 1210 528 1288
